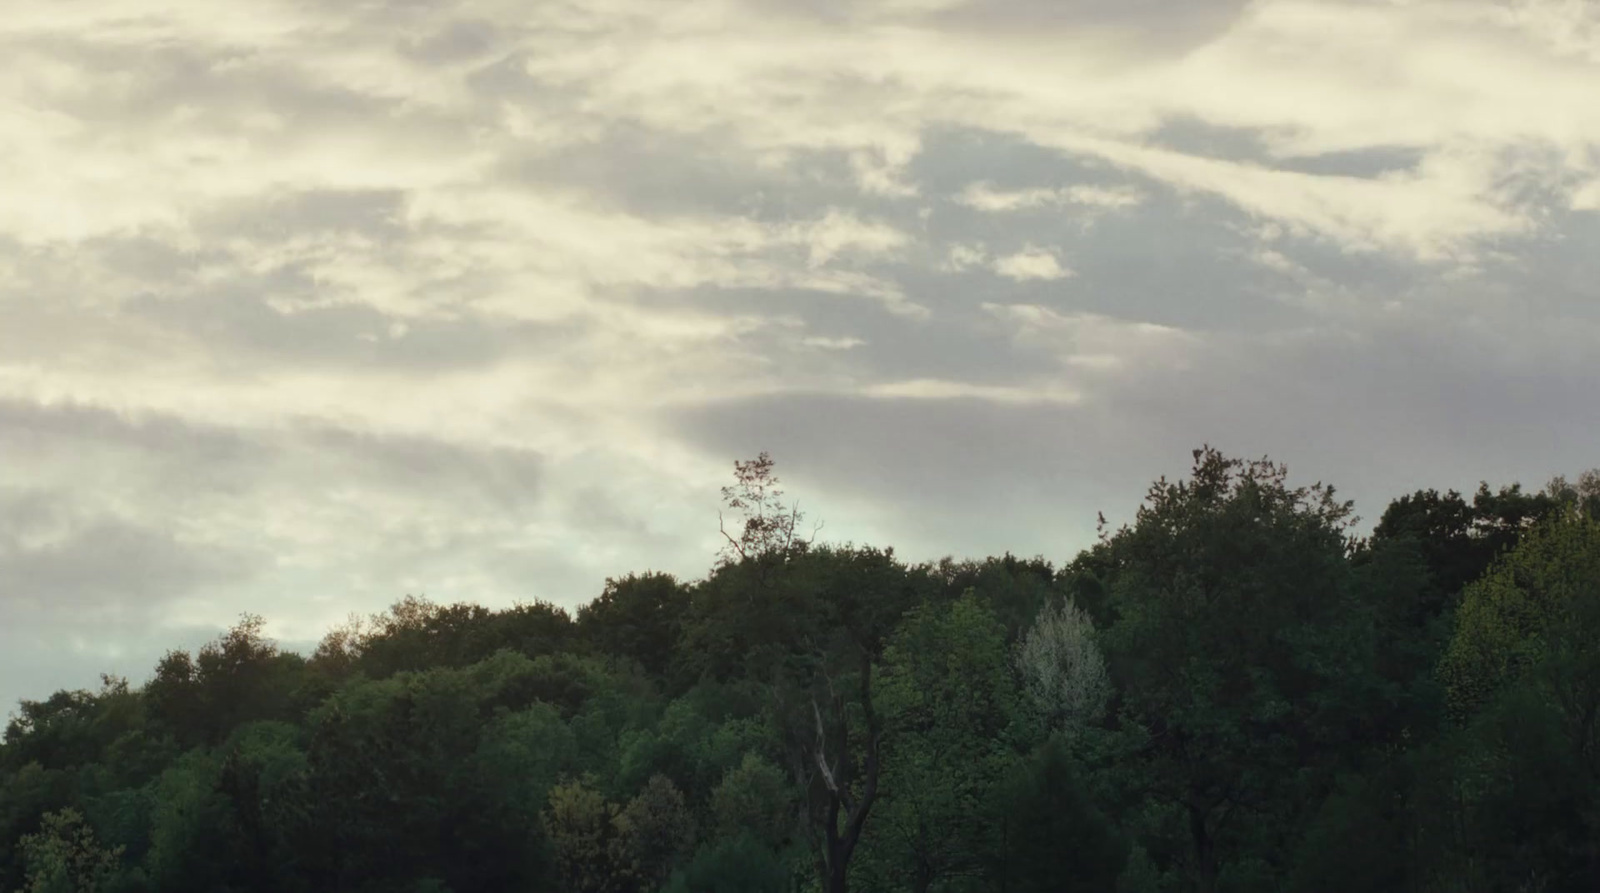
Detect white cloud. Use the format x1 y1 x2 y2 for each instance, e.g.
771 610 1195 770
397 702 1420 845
862 378 1083 404
984 302 1199 372
802 335 868 350
1572 178 1600 210
957 181 1145 212
958 183 1061 212
794 209 911 267
940 242 988 272
993 246 1073 280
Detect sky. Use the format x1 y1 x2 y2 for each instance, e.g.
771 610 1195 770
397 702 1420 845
3 0 1599 714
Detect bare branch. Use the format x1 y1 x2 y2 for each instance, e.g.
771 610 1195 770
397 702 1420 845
715 452 818 567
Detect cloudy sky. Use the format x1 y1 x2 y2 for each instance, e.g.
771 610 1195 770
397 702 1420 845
4 0 1599 712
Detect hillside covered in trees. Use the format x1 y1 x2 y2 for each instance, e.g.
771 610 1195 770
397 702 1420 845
4 448 1600 893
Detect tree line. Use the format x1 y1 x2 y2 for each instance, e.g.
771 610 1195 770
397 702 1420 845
4 448 1600 892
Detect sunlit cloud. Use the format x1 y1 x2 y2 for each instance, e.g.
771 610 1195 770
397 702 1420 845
993 247 1073 281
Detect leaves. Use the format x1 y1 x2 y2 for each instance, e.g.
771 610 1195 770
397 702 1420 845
1016 596 1111 737
716 452 816 567
4 450 1599 893
18 808 125 893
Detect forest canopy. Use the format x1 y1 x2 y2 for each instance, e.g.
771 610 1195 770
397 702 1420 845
4 448 1599 893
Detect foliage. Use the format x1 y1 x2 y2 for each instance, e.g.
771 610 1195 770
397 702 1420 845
662 833 792 893
1015 595 1111 737
859 593 1022 892
991 736 1128 893
1090 447 1374 891
543 780 621 893
17 808 125 893
709 753 794 846
716 451 815 566
1439 509 1600 717
612 774 697 891
577 573 688 680
4 450 1599 893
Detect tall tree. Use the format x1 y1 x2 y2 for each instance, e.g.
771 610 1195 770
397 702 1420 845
1093 447 1375 892
716 452 817 568
859 593 1024 892
1418 509 1600 890
689 455 927 893
990 736 1128 893
576 572 688 680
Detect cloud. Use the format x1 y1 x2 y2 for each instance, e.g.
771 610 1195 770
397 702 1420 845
2 0 1599 711
796 209 910 267
862 378 1082 404
0 490 253 623
802 335 868 350
993 246 1073 281
939 242 988 272
1573 178 1600 210
957 181 1145 212
983 303 1197 371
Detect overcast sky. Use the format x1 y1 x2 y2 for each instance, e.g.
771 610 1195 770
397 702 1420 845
4 0 1598 714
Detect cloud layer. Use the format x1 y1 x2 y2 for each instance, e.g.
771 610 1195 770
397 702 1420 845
3 0 1598 711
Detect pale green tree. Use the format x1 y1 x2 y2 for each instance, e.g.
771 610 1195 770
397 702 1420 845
1015 596 1112 737
17 808 124 893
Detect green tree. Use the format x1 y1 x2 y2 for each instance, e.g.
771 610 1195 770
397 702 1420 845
1544 469 1600 517
577 573 689 680
612 775 697 892
543 780 621 893
926 553 1057 639
1422 509 1600 889
3 677 145 775
1093 447 1375 892
0 761 71 892
991 736 1128 893
1285 768 1411 893
143 751 235 892
298 651 598 890
614 679 771 804
471 702 578 825
144 616 306 748
685 456 932 893
710 753 794 847
540 774 696 893
1439 508 1600 718
859 593 1023 892
17 808 125 893
662 833 792 893
214 721 313 892
329 596 573 680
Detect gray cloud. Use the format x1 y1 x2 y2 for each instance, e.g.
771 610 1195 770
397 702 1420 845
668 302 1600 562
927 0 1256 51
753 0 1256 54
0 494 256 621
498 127 889 221
1149 116 1430 179
0 399 548 514
402 18 503 64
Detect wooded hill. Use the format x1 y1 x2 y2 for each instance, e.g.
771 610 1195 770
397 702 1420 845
5 448 1600 893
